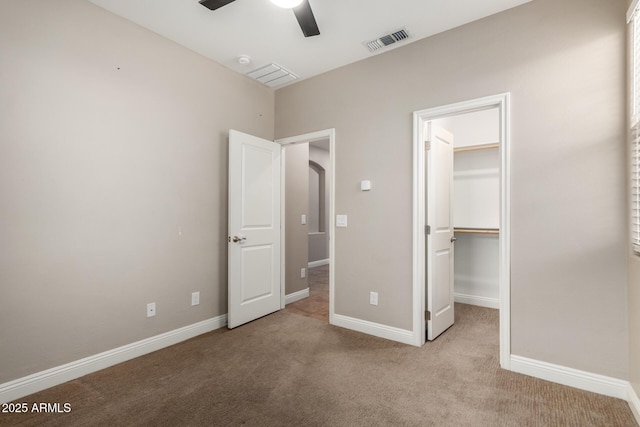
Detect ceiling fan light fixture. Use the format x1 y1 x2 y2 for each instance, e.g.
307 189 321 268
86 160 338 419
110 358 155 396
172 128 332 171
270 0 303 9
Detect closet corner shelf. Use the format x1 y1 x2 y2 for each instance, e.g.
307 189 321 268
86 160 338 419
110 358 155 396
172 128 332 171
454 227 500 235
453 143 499 153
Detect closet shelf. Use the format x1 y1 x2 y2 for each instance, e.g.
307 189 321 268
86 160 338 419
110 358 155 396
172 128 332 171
454 143 499 153
454 227 499 235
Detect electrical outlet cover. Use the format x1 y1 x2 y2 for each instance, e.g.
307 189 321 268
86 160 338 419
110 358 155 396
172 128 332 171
147 302 156 317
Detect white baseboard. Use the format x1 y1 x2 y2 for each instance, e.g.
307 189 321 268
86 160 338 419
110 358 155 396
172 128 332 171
308 259 329 268
0 314 227 404
510 355 628 400
629 383 640 425
454 293 500 309
331 314 415 346
285 288 309 305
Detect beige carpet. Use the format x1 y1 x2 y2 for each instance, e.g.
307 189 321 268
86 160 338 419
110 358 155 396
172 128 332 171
284 264 329 322
1 303 636 426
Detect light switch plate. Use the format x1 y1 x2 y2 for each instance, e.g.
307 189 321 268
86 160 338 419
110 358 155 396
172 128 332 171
191 292 200 306
336 214 348 227
301 214 306 225
370 292 378 306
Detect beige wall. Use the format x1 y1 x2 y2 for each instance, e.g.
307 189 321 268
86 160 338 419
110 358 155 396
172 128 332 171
284 143 309 295
309 143 331 262
275 0 629 379
0 0 274 383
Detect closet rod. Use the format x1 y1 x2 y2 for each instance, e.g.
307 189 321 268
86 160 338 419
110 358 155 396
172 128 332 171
454 143 499 153
454 228 500 235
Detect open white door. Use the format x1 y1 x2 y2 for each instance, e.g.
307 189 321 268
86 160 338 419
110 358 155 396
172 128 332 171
426 123 455 340
228 130 281 329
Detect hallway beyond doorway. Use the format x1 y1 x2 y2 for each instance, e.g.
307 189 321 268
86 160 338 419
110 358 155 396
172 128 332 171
285 265 329 322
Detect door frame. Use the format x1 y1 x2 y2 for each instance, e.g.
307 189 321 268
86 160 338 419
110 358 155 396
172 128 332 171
276 129 336 323
412 93 511 369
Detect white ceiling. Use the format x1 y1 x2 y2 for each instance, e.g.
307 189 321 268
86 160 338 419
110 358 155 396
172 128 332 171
87 0 532 88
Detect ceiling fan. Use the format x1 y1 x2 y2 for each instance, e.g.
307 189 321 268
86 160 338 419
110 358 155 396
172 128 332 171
199 0 320 37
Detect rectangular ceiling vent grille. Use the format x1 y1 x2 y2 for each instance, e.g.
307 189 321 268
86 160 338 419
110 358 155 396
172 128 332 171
365 28 411 52
246 63 298 88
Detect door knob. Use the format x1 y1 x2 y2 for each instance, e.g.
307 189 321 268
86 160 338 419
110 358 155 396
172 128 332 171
451 236 457 243
232 236 246 243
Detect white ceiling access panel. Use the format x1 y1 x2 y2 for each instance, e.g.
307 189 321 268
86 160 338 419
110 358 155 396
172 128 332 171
247 63 298 88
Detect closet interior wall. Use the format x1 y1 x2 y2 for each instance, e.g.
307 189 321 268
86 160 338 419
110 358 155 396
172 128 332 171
433 108 500 309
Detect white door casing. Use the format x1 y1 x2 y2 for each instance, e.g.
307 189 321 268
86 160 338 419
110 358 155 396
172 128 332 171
426 124 455 340
228 130 282 329
412 93 510 368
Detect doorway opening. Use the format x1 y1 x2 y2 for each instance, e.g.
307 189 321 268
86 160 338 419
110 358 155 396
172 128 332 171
277 130 335 324
412 94 510 368
433 109 501 310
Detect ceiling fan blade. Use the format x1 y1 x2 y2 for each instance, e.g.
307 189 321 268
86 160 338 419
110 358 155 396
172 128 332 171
292 0 320 37
199 0 236 11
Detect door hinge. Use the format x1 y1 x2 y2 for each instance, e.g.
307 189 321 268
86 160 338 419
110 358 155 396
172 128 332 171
426 225 431 235
425 140 431 151
426 310 431 321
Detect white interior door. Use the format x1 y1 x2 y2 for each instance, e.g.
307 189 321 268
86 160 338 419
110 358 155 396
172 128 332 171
426 123 455 340
228 129 281 329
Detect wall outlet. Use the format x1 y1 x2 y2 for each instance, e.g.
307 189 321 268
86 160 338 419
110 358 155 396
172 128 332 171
300 268 306 279
147 302 156 317
370 292 378 306
191 291 200 306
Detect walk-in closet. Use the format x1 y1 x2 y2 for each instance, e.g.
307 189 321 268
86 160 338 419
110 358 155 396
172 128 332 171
433 108 500 309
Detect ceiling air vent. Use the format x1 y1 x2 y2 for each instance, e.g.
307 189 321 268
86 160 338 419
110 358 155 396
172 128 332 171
246 63 298 88
364 28 411 52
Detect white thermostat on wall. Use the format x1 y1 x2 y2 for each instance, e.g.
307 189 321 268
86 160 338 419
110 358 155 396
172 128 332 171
360 180 371 191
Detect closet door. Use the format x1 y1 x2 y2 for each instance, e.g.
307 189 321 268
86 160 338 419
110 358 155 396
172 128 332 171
426 124 455 340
